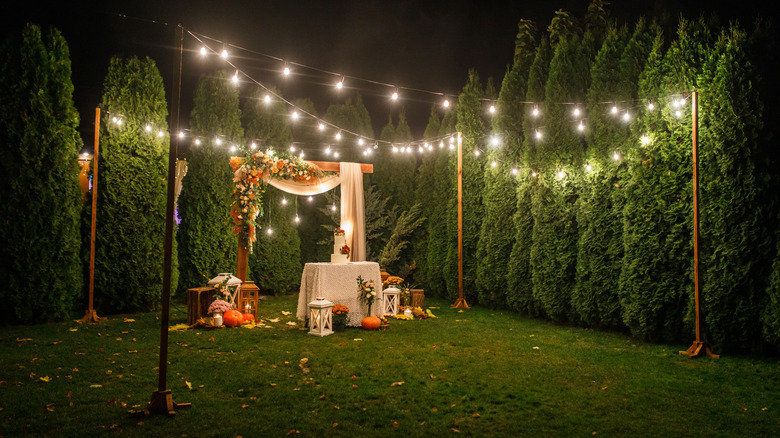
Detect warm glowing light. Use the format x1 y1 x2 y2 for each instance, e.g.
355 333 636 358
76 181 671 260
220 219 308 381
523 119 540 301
535 130 542 140
392 146 398 153
266 228 273 235
221 49 228 59
443 99 450 108
145 125 152 132
358 138 364 146
511 168 518 175
178 131 185 138
232 71 240 84
578 122 585 132
439 141 444 148
290 145 296 152
474 150 480 157
336 78 344 89
491 161 497 167
264 95 271 103
532 171 537 177
195 138 201 146
300 151 305 158
586 163 592 171
281 198 287 205
532 107 539 117
641 135 651 145
215 138 222 146
230 145 236 152
294 215 300 223
489 105 496 114
325 146 331 155
331 204 337 211
611 105 618 114
250 142 257 150
449 144 455 150
675 110 682 118
334 152 340 158
283 66 290 76
573 107 580 117
291 111 299 120
112 116 118 123
623 112 630 122
200 47 207 56
613 152 620 161
335 132 342 140
648 102 655 111
557 170 565 178
308 196 313 202
318 123 326 131
158 130 164 138
391 90 399 101
490 135 500 146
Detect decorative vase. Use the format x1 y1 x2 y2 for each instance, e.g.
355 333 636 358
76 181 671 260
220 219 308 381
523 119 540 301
362 316 381 330
403 307 413 318
213 312 223 326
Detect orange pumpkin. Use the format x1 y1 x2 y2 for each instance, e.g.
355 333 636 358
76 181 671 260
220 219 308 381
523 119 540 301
242 313 255 323
361 316 381 330
223 309 244 327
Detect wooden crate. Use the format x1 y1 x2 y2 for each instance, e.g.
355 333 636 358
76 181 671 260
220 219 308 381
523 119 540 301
187 287 215 325
411 289 425 308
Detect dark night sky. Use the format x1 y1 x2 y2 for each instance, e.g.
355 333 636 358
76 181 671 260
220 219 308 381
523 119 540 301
3 1 776 154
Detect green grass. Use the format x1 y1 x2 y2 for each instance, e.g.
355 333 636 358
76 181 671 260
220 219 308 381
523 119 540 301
1 294 778 437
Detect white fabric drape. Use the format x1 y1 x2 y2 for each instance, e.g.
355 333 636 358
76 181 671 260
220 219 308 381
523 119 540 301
265 173 341 196
340 162 365 262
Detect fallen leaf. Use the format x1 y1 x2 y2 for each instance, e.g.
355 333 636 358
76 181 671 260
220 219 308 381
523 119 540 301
429 374 436 379
268 318 280 323
332 423 338 428
451 428 460 433
391 381 405 386
601 386 608 390
285 321 297 326
90 384 102 388
185 381 192 390
762 407 768 411
319 395 326 400
69 328 78 332
352 385 358 389
392 421 399 427
242 404 249 408
40 376 52 382
353 338 363 341
123 318 135 322
333 405 340 410
46 403 55 412
281 311 291 316
351 375 357 380
299 358 309 365
472 413 481 418
532 346 540 350
432 407 438 412
269 383 277 387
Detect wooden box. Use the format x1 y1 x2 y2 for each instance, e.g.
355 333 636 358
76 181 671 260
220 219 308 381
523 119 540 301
411 289 425 309
187 286 215 325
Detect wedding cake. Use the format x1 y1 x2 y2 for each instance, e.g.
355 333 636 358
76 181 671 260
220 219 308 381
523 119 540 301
331 227 350 264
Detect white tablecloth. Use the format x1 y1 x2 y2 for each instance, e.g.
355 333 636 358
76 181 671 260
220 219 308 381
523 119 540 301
296 262 383 327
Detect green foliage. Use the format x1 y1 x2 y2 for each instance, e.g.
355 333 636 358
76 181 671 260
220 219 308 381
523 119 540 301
94 56 172 313
248 187 302 294
323 95 374 162
0 24 83 323
377 203 425 273
177 71 242 293
698 27 772 352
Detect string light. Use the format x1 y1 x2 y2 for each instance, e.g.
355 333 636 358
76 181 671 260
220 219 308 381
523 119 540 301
331 203 337 211
215 137 222 146
489 104 496 114
194 138 201 146
535 130 542 140
557 169 565 178
585 163 592 171
532 107 540 117
391 90 399 101
291 111 299 120
264 94 271 103
511 168 518 175
230 145 236 152
611 105 619 115
613 152 620 161
318 123 326 131
145 124 152 132
232 70 239 84
178 131 185 138
281 197 287 205
335 131 342 141
573 107 580 117
490 135 500 147
283 65 291 76
491 161 497 167
294 215 300 223
250 142 257 150
641 135 651 145
336 78 344 89
266 227 273 235
532 171 538 177
443 98 450 108
623 112 630 122
308 196 313 202
648 102 655 111
290 145 296 152
199 47 207 56
578 122 585 132
221 49 228 59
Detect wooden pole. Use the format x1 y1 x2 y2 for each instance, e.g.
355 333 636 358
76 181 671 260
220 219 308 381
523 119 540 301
452 132 469 309
680 91 718 359
143 24 191 416
80 108 101 323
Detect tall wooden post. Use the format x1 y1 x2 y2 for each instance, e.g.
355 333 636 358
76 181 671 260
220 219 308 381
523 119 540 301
80 108 102 323
452 132 469 309
144 24 191 416
680 91 718 359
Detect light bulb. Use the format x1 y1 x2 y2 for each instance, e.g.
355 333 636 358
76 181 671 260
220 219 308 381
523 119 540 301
358 138 364 146
641 135 651 145
474 150 480 157
490 136 500 146
391 90 399 101
266 228 273 235
532 107 539 116
232 71 239 83
511 168 518 175
334 152 340 158
573 107 580 117
195 138 201 146
264 95 271 103
532 171 537 177
443 99 450 108
299 151 304 158
675 110 682 118
489 105 496 114
491 161 497 167
336 79 343 89
648 102 655 111
578 122 585 132
294 215 300 223
145 125 152 132
178 131 185 138
331 204 337 211
623 113 630 122
586 163 592 171
318 123 326 131
250 142 257 150
308 196 313 202
221 49 228 59
535 130 542 140
215 138 222 146
613 152 620 161
230 145 236 152
200 47 207 56
439 141 444 148
281 198 287 205
158 130 164 137
290 145 296 152
335 132 342 140
283 66 290 76
392 146 398 153
291 111 299 120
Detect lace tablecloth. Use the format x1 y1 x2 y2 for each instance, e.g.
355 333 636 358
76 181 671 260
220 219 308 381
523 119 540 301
296 262 383 327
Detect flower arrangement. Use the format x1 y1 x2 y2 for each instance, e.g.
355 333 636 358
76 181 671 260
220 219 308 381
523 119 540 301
398 282 414 307
214 274 238 306
230 150 324 252
208 299 232 315
334 227 345 236
384 276 404 288
357 275 377 315
340 244 350 255
332 304 349 328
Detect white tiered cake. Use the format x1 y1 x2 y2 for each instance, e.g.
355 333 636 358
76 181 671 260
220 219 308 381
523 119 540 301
330 228 350 264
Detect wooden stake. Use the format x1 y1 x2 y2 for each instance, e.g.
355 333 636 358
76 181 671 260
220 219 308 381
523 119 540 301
143 24 190 416
452 132 469 309
80 108 101 323
680 91 718 359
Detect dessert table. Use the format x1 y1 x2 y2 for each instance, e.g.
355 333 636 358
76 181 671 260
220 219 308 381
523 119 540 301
296 262 383 327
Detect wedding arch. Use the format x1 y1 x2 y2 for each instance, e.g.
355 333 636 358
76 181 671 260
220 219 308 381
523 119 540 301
228 151 373 282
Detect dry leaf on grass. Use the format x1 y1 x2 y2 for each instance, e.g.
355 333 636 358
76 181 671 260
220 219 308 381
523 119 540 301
281 311 292 316
39 376 52 382
185 381 192 390
391 381 405 386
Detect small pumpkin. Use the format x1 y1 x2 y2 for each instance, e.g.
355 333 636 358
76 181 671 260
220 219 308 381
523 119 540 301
223 309 244 327
361 316 381 330
242 313 255 323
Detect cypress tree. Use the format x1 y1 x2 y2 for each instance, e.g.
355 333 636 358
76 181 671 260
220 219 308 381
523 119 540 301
323 95 374 163
242 84 302 294
620 18 712 342
476 20 536 308
94 56 171 312
446 69 486 304
375 109 415 212
177 71 243 292
507 35 551 315
431 110 457 298
0 24 83 323
572 24 629 327
698 26 770 352
530 13 588 323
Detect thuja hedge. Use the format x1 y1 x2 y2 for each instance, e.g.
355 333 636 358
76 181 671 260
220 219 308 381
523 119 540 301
416 14 780 352
0 24 83 323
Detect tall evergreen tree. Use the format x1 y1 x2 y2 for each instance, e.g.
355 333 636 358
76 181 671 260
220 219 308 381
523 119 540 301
698 26 771 352
506 35 551 315
531 13 588 322
0 24 83 323
446 69 486 303
94 56 171 312
177 71 243 292
375 109 415 212
572 24 630 327
242 84 302 293
323 95 374 163
476 20 536 308
429 110 457 298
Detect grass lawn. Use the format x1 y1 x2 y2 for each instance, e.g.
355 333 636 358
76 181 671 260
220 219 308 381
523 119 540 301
1 293 778 437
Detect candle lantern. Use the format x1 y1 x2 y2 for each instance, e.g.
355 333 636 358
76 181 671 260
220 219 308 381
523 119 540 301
382 287 400 316
308 297 334 336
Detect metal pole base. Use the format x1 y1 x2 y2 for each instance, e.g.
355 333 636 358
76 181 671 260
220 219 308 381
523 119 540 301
78 309 101 323
133 390 191 417
451 298 470 309
679 341 719 359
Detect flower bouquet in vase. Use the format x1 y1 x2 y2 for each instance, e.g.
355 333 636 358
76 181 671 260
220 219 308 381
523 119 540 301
207 299 232 327
332 304 349 331
357 275 380 330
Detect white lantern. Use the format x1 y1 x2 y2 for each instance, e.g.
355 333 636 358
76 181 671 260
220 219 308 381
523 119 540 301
208 273 243 306
383 287 400 316
308 297 334 336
